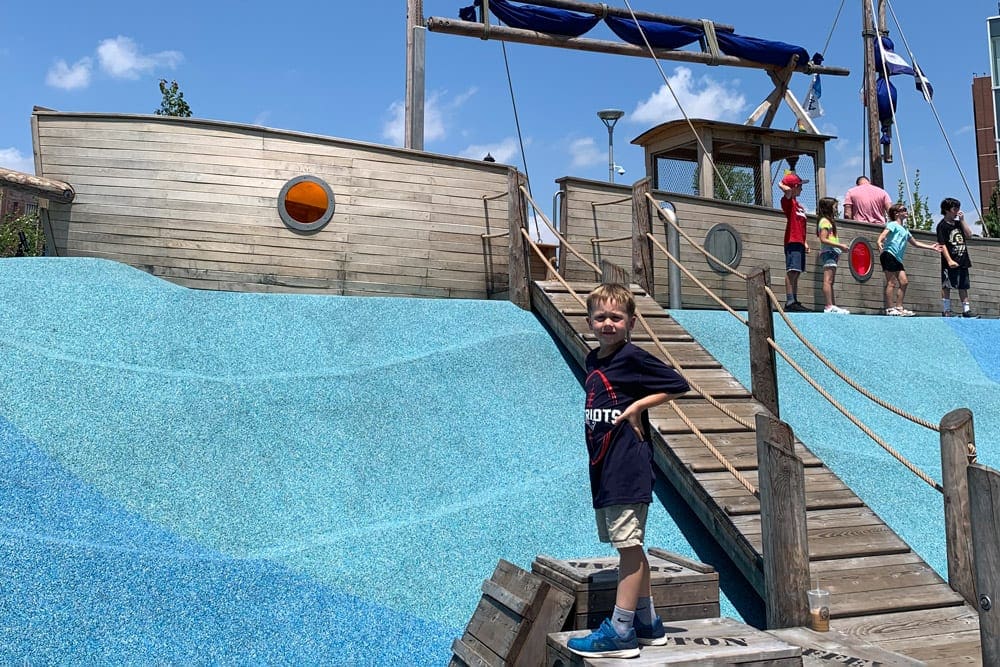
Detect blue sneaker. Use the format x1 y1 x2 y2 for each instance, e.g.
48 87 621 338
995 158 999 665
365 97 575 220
634 615 669 646
566 618 640 658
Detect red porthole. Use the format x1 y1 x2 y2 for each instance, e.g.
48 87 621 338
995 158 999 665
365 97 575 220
848 237 875 283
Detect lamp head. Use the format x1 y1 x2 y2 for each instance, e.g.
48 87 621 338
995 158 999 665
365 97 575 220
597 109 624 127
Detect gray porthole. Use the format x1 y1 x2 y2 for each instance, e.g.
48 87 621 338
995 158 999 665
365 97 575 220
278 175 336 232
847 237 876 283
704 223 743 273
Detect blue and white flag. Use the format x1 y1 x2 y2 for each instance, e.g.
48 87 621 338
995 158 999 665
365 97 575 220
874 35 933 102
804 74 823 118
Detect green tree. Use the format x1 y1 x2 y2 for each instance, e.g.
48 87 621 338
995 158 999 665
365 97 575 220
979 183 1000 238
693 163 756 204
154 79 192 117
895 169 934 231
0 195 45 257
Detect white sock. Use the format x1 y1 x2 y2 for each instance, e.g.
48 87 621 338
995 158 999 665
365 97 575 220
611 606 635 638
963 301 971 313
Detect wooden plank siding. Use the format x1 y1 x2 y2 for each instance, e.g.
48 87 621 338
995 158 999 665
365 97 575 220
558 176 1000 318
33 111 516 298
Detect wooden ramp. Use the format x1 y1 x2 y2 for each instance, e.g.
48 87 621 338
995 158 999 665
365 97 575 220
531 280 982 665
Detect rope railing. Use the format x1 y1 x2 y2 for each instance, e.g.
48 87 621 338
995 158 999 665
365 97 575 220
763 285 940 432
516 226 759 496
642 193 943 487
646 193 749 281
645 232 748 326
647 192 940 432
767 335 943 492
519 185 601 275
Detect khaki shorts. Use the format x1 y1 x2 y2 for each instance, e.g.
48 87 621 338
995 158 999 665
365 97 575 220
595 503 648 549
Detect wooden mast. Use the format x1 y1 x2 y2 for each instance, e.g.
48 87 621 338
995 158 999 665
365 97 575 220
862 0 887 187
405 0 426 150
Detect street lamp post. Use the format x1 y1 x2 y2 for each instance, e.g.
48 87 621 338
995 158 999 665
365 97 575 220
597 109 624 183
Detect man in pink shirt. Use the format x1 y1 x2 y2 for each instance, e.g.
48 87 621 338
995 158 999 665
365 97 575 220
844 176 891 224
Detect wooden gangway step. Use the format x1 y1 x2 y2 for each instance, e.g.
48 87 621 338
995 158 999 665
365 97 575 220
529 279 980 664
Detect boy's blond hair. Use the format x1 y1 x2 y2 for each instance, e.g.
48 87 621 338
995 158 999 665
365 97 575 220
586 283 636 317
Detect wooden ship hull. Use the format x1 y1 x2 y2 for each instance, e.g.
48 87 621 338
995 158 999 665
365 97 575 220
28 109 999 318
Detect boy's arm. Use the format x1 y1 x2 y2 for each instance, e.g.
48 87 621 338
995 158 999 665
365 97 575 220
876 228 888 251
777 181 791 196
614 391 686 438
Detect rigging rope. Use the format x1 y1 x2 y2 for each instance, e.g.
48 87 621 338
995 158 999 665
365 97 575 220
869 0 915 214
620 0 733 198
883 0 985 228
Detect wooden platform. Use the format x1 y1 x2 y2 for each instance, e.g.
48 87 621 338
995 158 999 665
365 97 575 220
531 280 982 665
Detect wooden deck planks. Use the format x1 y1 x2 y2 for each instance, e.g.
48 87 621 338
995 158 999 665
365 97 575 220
530 280 982 664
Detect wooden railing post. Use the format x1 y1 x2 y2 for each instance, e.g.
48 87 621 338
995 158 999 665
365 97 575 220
755 413 810 629
746 267 779 417
600 260 629 285
632 177 654 296
968 463 1000 664
940 408 977 605
507 170 531 309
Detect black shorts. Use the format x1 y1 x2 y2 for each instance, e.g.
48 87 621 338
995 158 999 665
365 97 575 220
879 251 904 273
942 266 971 290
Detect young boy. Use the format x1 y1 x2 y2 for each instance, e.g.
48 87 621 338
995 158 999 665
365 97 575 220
877 203 941 316
777 173 811 311
936 198 978 318
568 284 690 659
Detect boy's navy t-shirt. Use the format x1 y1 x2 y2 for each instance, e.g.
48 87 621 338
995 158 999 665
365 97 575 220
584 342 689 508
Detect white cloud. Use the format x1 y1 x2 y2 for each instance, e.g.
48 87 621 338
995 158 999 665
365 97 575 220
382 89 474 147
0 148 35 174
631 67 746 125
568 137 604 168
46 58 92 90
253 111 272 127
459 137 519 163
97 36 182 79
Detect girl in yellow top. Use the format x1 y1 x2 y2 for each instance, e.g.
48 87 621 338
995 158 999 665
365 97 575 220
816 197 851 314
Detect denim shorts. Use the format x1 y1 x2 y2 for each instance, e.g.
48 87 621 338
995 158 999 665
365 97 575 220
785 243 805 273
819 249 840 268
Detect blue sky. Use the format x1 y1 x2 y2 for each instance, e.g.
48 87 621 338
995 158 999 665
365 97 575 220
0 1 996 220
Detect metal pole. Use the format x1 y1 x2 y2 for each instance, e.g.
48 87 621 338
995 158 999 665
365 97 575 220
607 124 615 182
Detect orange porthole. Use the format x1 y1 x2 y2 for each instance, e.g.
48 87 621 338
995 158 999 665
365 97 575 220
848 237 875 282
278 175 336 232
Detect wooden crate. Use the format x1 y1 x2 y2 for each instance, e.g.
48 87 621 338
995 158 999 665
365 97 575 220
451 559 575 667
531 547 720 631
547 617 803 666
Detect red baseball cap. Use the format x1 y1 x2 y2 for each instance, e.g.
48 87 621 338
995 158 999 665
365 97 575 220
781 173 809 187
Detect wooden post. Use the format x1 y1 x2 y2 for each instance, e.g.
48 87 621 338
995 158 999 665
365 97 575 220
755 413 810 629
507 170 531 309
940 408 978 606
632 177 654 295
968 463 1000 665
746 267 779 417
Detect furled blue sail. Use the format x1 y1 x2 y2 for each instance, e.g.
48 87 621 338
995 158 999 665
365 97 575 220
604 15 702 50
876 77 898 144
469 0 601 37
459 0 814 69
716 32 809 67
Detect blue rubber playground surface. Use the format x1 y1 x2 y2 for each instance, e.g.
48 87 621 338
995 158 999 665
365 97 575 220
4 258 998 663
0 258 729 664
